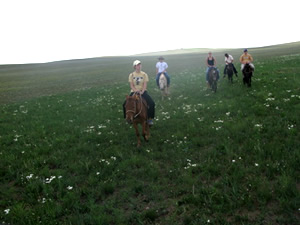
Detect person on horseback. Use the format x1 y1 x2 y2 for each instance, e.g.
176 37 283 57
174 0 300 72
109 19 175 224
205 52 220 88
223 53 238 77
155 56 170 87
123 60 155 126
240 49 255 72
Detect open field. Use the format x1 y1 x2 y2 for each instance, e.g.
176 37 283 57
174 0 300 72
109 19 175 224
1 42 300 224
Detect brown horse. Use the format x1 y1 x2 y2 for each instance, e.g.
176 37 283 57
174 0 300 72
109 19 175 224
125 93 150 147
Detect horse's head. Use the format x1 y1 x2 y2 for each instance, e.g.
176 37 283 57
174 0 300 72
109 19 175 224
209 67 218 80
125 95 138 124
243 63 253 74
159 73 167 90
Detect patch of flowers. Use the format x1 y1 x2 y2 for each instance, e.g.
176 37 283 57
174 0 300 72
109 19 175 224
184 159 197 169
99 156 117 166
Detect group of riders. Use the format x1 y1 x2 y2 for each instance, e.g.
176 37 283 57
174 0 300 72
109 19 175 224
123 49 255 126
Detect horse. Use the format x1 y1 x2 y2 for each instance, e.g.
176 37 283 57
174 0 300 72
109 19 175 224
242 63 253 87
208 67 218 92
226 63 234 83
124 93 150 147
159 73 169 99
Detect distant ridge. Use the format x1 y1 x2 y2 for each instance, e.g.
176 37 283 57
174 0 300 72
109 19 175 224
134 41 300 57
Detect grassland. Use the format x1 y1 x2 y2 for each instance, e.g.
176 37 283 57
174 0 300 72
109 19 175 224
0 42 299 224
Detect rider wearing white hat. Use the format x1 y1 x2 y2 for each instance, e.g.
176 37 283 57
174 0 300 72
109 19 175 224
123 60 155 126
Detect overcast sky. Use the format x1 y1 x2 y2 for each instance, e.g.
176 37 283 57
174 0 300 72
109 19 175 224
1 0 299 64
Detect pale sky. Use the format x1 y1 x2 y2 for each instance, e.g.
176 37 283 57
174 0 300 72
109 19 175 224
1 0 299 64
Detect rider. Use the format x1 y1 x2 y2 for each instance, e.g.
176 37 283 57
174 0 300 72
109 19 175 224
224 53 238 77
240 49 255 72
205 52 220 87
155 56 170 87
123 60 155 126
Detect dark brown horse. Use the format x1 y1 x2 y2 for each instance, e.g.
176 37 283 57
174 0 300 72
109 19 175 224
125 93 149 147
242 63 253 87
227 63 234 83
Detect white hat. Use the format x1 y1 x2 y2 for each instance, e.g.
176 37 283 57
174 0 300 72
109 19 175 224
133 60 141 67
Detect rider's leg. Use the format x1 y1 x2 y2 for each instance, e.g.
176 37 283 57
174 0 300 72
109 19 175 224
206 68 210 88
241 64 245 73
164 72 170 86
233 64 238 75
206 67 210 79
224 65 228 77
142 91 155 120
156 73 161 86
216 67 220 80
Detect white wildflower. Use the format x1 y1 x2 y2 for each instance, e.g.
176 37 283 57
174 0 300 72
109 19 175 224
45 176 56 184
4 209 10 214
214 120 224 123
26 174 34 180
266 98 275 101
67 186 73 190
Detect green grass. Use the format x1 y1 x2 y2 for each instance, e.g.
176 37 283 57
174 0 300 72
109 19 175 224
0 42 300 224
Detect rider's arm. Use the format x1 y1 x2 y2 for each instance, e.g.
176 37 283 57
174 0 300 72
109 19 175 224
164 63 168 72
213 57 217 67
130 82 138 93
249 55 253 62
239 55 244 64
141 81 147 94
206 57 210 67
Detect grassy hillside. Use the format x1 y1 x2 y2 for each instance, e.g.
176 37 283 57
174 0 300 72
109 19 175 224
1 41 300 104
0 42 299 224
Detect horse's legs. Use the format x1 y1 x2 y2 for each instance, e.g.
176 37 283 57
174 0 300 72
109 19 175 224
142 121 149 142
133 122 141 147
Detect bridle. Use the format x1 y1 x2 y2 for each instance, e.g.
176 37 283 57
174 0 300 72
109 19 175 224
126 93 143 119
